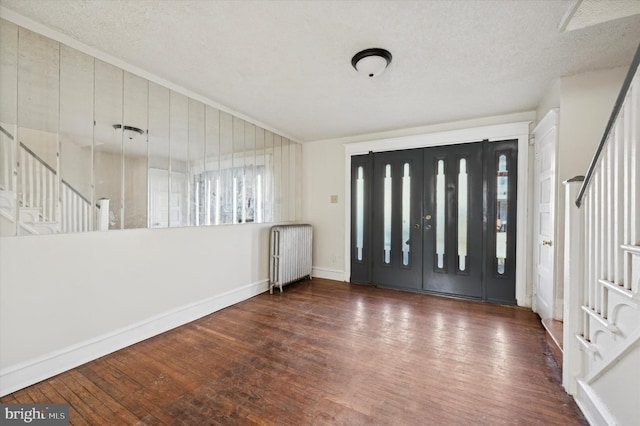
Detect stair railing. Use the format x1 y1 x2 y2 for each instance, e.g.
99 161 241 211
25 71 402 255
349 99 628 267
563 42 640 400
1 125 100 235
17 141 95 233
18 142 57 224
0 125 15 193
60 179 92 233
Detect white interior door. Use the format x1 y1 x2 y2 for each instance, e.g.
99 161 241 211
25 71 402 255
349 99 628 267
533 112 557 320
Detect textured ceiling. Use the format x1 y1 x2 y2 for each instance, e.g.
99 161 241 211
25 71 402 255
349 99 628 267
1 0 640 142
563 0 640 32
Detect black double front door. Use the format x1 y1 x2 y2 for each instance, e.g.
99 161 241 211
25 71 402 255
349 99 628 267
350 140 517 304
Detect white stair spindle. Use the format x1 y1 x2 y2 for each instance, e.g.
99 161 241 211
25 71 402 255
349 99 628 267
613 118 625 287
632 79 640 245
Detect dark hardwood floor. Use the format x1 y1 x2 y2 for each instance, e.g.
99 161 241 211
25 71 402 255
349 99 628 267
2 278 586 425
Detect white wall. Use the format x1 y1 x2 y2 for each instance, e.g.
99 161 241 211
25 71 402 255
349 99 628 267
536 79 560 125
558 67 627 184
0 223 272 395
302 140 345 280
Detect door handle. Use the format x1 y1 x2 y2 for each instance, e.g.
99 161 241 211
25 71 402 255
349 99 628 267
542 240 553 246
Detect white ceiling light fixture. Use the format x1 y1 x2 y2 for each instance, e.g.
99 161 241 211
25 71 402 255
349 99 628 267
351 48 392 78
113 124 145 140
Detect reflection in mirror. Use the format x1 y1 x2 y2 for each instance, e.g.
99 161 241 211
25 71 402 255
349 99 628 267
17 27 60 235
169 91 189 227
293 142 302 220
204 106 220 225
232 116 245 223
94 60 123 230
273 134 282 222
60 45 93 233
3 20 304 238
148 82 170 228
189 99 205 226
244 122 256 223
0 19 18 237
281 138 290 221
263 130 274 223
254 127 265 223
219 112 233 224
123 72 148 229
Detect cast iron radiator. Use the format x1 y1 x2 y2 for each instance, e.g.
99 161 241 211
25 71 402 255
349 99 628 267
269 224 313 294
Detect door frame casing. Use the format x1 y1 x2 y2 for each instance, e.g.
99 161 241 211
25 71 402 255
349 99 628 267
344 121 532 307
531 109 560 318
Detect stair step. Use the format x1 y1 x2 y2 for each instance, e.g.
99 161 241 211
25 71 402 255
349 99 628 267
26 221 59 235
0 190 16 211
581 305 619 333
19 207 41 223
575 334 598 353
621 244 640 255
600 279 637 303
542 318 563 367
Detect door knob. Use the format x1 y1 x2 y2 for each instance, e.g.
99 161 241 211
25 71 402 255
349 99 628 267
542 240 553 246
425 214 432 220
414 224 421 230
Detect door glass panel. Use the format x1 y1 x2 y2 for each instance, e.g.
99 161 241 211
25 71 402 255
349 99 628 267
383 164 392 264
496 154 508 274
402 163 411 266
356 166 364 261
436 159 445 269
458 158 468 271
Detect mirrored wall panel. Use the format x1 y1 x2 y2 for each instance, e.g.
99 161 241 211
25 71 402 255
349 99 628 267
0 19 18 237
60 45 93 233
0 18 302 238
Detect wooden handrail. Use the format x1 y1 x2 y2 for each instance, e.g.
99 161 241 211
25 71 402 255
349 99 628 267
0 125 14 140
19 142 56 175
576 42 640 207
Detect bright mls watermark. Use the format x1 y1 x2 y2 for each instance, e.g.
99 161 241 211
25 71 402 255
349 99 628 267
1 404 68 425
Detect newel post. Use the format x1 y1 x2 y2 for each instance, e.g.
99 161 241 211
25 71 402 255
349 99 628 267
562 176 585 394
96 198 110 231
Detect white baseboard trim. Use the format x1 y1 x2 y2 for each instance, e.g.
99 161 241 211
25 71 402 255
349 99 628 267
0 279 269 397
312 267 346 282
575 379 616 426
